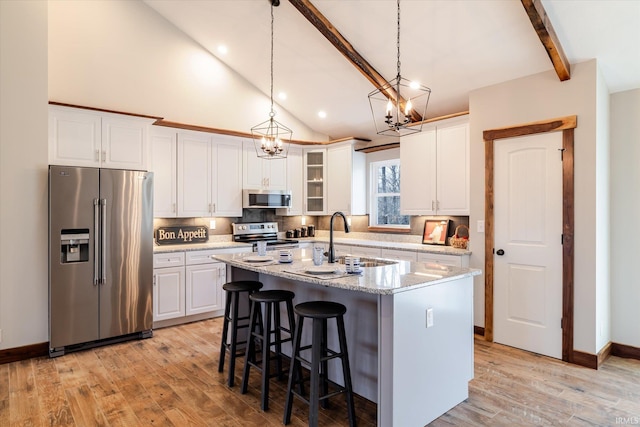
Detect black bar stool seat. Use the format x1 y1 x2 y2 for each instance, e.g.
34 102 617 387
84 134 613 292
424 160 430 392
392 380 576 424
241 289 296 411
284 301 356 427
218 280 263 387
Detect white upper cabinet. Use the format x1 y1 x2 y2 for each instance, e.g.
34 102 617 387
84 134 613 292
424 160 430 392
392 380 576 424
151 128 242 218
175 130 243 218
401 117 469 215
49 105 152 170
242 140 287 190
177 132 212 217
327 141 366 215
401 128 437 215
435 122 470 215
276 145 304 216
212 137 243 217
304 148 327 215
149 127 178 217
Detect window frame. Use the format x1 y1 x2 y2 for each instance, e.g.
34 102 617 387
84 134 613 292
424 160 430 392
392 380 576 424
369 158 410 230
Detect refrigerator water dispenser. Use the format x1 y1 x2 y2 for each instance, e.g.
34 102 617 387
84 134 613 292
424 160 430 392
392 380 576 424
60 229 89 263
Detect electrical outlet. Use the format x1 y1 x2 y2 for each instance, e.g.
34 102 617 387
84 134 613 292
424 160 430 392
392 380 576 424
426 308 434 328
301 216 306 226
209 219 216 230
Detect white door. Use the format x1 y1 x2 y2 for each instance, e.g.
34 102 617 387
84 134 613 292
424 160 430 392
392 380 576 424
494 132 563 359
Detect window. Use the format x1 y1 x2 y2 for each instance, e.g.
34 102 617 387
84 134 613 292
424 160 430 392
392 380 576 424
370 159 409 228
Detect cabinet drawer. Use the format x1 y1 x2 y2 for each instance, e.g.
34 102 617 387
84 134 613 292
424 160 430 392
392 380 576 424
186 250 218 265
381 248 418 262
185 247 251 265
352 246 382 258
153 252 185 268
417 252 464 268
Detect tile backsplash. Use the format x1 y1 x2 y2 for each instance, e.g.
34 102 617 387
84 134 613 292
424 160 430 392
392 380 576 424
154 211 469 246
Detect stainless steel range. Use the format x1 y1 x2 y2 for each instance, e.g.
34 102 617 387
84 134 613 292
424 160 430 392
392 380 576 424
232 222 299 251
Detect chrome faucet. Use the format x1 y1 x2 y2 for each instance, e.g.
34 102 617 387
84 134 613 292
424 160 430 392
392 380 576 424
328 211 350 263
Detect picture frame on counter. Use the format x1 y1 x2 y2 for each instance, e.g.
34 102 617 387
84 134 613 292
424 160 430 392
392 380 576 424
422 219 450 245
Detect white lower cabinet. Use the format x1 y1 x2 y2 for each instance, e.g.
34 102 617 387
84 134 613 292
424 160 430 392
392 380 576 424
153 247 250 327
185 262 225 316
153 252 186 322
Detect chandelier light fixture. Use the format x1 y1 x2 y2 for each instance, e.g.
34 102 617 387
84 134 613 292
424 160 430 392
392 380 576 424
368 0 431 137
251 0 292 159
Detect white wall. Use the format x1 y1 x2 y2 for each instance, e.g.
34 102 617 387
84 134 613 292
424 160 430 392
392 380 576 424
0 1 49 350
469 60 602 354
595 67 611 351
610 88 640 348
48 0 327 142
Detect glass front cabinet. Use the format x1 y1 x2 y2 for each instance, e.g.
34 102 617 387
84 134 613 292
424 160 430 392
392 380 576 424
304 148 326 215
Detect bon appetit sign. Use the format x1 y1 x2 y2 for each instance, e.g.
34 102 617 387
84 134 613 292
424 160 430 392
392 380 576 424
155 226 208 245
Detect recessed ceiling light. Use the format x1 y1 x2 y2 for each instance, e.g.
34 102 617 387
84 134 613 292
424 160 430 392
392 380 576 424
318 111 327 119
278 92 287 100
217 45 228 55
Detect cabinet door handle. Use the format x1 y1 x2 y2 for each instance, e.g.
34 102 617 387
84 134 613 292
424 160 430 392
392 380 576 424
432 200 435 211
212 203 216 213
172 203 176 213
153 274 156 286
95 149 100 162
101 150 106 162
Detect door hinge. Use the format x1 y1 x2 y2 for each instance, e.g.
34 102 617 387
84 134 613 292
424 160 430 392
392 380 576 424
560 318 563 329
559 148 565 161
561 234 564 245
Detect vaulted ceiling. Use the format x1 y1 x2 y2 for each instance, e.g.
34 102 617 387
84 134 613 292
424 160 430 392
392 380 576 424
144 0 640 144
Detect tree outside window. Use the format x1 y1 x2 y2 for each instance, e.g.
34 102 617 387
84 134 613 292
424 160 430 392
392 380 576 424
371 159 409 227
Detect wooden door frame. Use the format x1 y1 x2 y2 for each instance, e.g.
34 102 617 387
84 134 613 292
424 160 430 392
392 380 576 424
483 116 577 363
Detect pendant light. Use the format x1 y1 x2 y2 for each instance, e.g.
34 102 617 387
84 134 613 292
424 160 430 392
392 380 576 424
368 0 431 137
251 0 292 159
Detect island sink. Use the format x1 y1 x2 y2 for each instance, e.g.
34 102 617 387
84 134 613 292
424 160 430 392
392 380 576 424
335 256 398 268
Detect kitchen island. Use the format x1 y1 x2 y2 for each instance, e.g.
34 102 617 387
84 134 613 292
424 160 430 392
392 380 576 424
213 249 480 426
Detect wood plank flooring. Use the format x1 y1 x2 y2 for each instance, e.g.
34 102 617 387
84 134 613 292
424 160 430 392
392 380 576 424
1 317 638 426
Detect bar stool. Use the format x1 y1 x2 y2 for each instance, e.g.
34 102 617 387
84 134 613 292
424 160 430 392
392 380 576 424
283 301 356 427
240 289 296 411
218 280 263 387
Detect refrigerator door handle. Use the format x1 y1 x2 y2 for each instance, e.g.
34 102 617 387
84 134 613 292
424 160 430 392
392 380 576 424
101 198 107 284
94 199 100 285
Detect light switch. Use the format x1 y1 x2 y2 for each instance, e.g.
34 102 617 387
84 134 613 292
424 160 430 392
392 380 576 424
426 308 434 328
477 220 485 233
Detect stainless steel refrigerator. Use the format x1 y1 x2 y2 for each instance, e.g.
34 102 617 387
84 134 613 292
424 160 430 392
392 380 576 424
49 166 153 357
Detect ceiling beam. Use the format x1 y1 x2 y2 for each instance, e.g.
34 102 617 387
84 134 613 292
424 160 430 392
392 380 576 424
521 0 571 81
288 0 423 122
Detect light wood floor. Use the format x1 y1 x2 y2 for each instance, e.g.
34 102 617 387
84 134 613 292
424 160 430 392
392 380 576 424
1 317 639 426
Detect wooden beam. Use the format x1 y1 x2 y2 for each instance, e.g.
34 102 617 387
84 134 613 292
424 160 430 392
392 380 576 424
521 0 571 81
288 0 423 123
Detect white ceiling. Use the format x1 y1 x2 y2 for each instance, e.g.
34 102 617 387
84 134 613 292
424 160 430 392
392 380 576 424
144 0 640 144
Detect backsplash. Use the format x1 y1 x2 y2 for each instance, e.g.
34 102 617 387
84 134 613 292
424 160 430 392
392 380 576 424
154 211 469 246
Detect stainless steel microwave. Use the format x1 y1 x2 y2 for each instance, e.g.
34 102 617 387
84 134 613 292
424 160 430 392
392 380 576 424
243 189 292 209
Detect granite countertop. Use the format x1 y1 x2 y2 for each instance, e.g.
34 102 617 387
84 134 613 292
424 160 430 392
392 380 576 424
153 236 471 256
153 241 252 254
212 250 481 295
299 236 472 256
